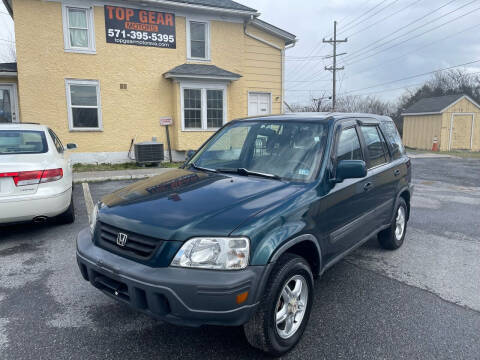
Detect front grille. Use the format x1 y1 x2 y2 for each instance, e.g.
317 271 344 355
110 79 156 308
97 222 162 260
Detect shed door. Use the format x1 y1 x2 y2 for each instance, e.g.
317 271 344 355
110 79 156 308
248 93 271 117
450 114 473 150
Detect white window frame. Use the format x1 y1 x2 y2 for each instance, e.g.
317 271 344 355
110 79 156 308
62 4 96 54
186 19 210 61
180 82 227 131
65 79 103 132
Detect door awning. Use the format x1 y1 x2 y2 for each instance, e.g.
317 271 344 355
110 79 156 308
164 64 241 81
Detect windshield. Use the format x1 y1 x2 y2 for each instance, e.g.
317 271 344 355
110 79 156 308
0 130 48 155
189 121 328 181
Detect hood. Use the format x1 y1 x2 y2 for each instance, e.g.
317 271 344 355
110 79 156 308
99 168 302 240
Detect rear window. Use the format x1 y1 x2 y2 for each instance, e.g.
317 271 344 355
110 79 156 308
0 130 48 155
381 122 405 160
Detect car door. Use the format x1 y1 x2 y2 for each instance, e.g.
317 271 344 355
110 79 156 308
357 121 397 230
316 120 372 263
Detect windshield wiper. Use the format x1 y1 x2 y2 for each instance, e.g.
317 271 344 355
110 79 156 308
216 168 282 180
190 163 218 173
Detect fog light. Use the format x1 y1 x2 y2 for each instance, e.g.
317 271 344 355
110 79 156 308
236 291 249 304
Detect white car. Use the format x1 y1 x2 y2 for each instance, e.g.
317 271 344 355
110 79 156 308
0 123 77 224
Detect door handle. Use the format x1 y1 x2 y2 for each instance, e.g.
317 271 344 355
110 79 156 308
363 182 372 191
393 169 401 177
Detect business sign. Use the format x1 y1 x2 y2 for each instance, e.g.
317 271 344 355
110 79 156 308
159 117 173 126
105 6 176 49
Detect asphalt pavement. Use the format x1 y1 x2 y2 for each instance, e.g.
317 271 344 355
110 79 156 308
0 157 479 359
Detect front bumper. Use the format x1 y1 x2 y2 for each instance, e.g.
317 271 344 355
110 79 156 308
76 228 271 327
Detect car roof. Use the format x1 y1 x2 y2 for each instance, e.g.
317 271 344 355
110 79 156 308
234 112 392 123
0 123 49 132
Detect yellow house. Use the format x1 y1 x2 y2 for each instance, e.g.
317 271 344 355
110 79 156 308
0 0 296 163
402 94 480 151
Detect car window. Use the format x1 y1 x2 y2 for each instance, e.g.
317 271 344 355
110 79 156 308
360 126 387 168
199 126 250 163
48 129 64 153
0 130 48 155
336 127 363 162
381 122 404 160
191 121 327 182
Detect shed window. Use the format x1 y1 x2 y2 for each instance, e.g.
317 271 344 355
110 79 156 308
188 20 209 60
66 80 102 131
63 5 96 53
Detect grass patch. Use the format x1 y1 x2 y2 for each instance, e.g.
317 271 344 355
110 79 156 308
406 148 480 158
73 162 183 172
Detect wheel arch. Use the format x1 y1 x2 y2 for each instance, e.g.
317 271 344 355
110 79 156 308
397 187 411 220
269 234 322 276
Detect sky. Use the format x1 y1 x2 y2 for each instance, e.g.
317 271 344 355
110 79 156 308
1 0 480 106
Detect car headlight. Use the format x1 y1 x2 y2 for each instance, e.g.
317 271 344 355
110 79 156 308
171 237 250 270
90 203 99 234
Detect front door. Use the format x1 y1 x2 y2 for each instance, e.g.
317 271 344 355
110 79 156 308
248 92 271 117
0 84 18 123
317 122 372 263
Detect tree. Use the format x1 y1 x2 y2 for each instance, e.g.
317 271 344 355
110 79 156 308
287 94 394 116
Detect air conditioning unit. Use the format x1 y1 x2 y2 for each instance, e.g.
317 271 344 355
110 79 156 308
134 141 164 165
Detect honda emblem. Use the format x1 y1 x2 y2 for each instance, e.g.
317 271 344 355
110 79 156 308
116 232 128 247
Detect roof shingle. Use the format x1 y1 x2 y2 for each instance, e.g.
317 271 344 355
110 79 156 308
402 94 466 114
164 63 241 80
0 62 17 73
153 0 256 12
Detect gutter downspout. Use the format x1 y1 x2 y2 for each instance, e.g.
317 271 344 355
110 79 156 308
244 17 296 114
2 0 13 17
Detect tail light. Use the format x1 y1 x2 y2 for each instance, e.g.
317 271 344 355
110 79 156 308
41 168 63 183
0 168 63 186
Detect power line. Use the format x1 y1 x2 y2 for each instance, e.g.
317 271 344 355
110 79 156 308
341 70 480 97
340 0 392 31
345 2 480 67
345 20 480 80
330 0 376 35
288 0 462 89
344 0 425 38
286 0 395 83
343 59 480 95
340 0 402 35
342 0 459 63
286 79 331 83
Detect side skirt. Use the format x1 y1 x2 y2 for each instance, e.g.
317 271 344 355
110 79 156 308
320 223 390 275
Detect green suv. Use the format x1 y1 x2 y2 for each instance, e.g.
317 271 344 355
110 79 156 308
77 113 412 356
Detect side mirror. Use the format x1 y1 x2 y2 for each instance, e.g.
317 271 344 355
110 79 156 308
333 160 367 183
185 149 196 161
66 143 77 150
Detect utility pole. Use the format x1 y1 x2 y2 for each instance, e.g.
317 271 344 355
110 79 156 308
323 21 347 111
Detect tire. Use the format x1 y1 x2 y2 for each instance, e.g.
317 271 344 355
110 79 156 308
56 193 75 224
243 253 314 356
378 198 407 250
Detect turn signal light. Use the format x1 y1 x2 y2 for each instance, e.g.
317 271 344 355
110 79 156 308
0 168 63 186
236 291 249 305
